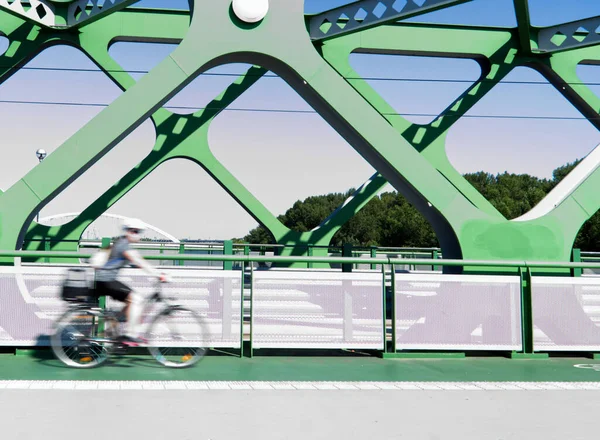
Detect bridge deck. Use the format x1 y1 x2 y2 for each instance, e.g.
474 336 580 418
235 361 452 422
0 353 599 383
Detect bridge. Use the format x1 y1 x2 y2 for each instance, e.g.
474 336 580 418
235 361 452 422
1 0 600 438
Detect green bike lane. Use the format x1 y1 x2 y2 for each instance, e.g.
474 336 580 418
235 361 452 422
1 353 600 382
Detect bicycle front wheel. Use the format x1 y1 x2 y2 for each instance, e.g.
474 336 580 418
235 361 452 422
146 307 209 368
50 307 115 368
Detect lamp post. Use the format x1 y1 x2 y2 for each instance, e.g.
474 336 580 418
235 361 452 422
35 149 46 223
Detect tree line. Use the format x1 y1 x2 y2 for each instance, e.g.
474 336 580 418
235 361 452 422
239 160 600 251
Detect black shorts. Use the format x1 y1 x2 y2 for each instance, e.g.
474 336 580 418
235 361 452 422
93 280 132 303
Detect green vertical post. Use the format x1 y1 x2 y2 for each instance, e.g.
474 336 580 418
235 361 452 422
391 264 397 353
307 244 313 269
178 243 185 267
96 237 111 315
513 0 532 55
382 264 387 353
249 261 254 358
43 239 50 263
342 243 352 273
370 246 377 270
239 261 245 358
223 240 233 271
432 250 439 271
519 267 535 354
572 248 582 277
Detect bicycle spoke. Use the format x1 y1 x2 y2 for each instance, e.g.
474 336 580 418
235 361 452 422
51 308 111 368
147 308 208 368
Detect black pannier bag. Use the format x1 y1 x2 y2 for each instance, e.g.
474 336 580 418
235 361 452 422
61 268 92 302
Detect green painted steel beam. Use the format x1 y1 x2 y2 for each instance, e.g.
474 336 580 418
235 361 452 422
11 5 384 267
321 23 517 219
67 0 141 29
308 0 474 41
0 0 141 29
537 15 600 53
512 0 532 55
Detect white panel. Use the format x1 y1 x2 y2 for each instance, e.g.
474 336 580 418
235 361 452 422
252 270 384 349
0 266 242 348
532 276 600 351
395 274 522 351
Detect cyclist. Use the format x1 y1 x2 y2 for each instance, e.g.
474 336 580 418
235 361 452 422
93 218 167 345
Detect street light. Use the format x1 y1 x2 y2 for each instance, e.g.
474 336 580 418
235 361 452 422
36 148 47 162
35 149 46 222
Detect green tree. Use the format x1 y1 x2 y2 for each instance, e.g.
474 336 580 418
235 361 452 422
239 158 600 251
464 172 550 219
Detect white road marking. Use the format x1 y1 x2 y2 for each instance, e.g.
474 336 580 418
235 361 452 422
1 381 600 390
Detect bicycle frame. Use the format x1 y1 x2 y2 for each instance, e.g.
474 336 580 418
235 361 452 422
54 280 170 337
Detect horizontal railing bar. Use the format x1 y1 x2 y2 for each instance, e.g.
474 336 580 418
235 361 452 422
6 250 600 270
64 243 441 255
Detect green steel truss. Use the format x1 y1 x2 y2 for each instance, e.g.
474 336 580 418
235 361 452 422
0 0 599 270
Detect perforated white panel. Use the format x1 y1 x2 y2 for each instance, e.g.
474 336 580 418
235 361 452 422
532 276 600 351
0 266 242 348
251 271 384 349
395 274 522 351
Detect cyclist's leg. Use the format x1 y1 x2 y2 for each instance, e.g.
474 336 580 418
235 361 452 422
102 280 144 339
126 288 145 339
91 281 108 303
98 280 132 322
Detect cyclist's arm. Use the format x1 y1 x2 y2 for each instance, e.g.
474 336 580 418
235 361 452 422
123 249 162 279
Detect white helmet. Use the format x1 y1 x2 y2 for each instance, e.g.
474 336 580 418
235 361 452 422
122 218 146 232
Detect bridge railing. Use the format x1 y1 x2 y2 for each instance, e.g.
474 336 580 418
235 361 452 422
1 250 599 358
26 238 443 270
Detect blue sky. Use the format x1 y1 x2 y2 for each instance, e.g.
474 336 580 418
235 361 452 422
1 0 600 239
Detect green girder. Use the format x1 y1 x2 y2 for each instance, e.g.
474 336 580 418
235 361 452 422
0 0 141 30
0 0 598 271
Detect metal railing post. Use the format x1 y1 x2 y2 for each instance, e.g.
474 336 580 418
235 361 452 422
223 240 233 271
518 266 535 355
101 237 111 249
432 249 439 271
382 263 387 354
239 261 245 358
96 237 112 314
178 243 185 267
391 264 397 354
370 246 377 270
43 239 50 263
249 262 254 358
342 243 352 273
572 248 582 277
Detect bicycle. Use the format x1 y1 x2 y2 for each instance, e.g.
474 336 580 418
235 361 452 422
51 270 209 369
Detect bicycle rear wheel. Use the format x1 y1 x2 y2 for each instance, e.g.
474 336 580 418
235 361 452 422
51 307 115 368
146 307 209 368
